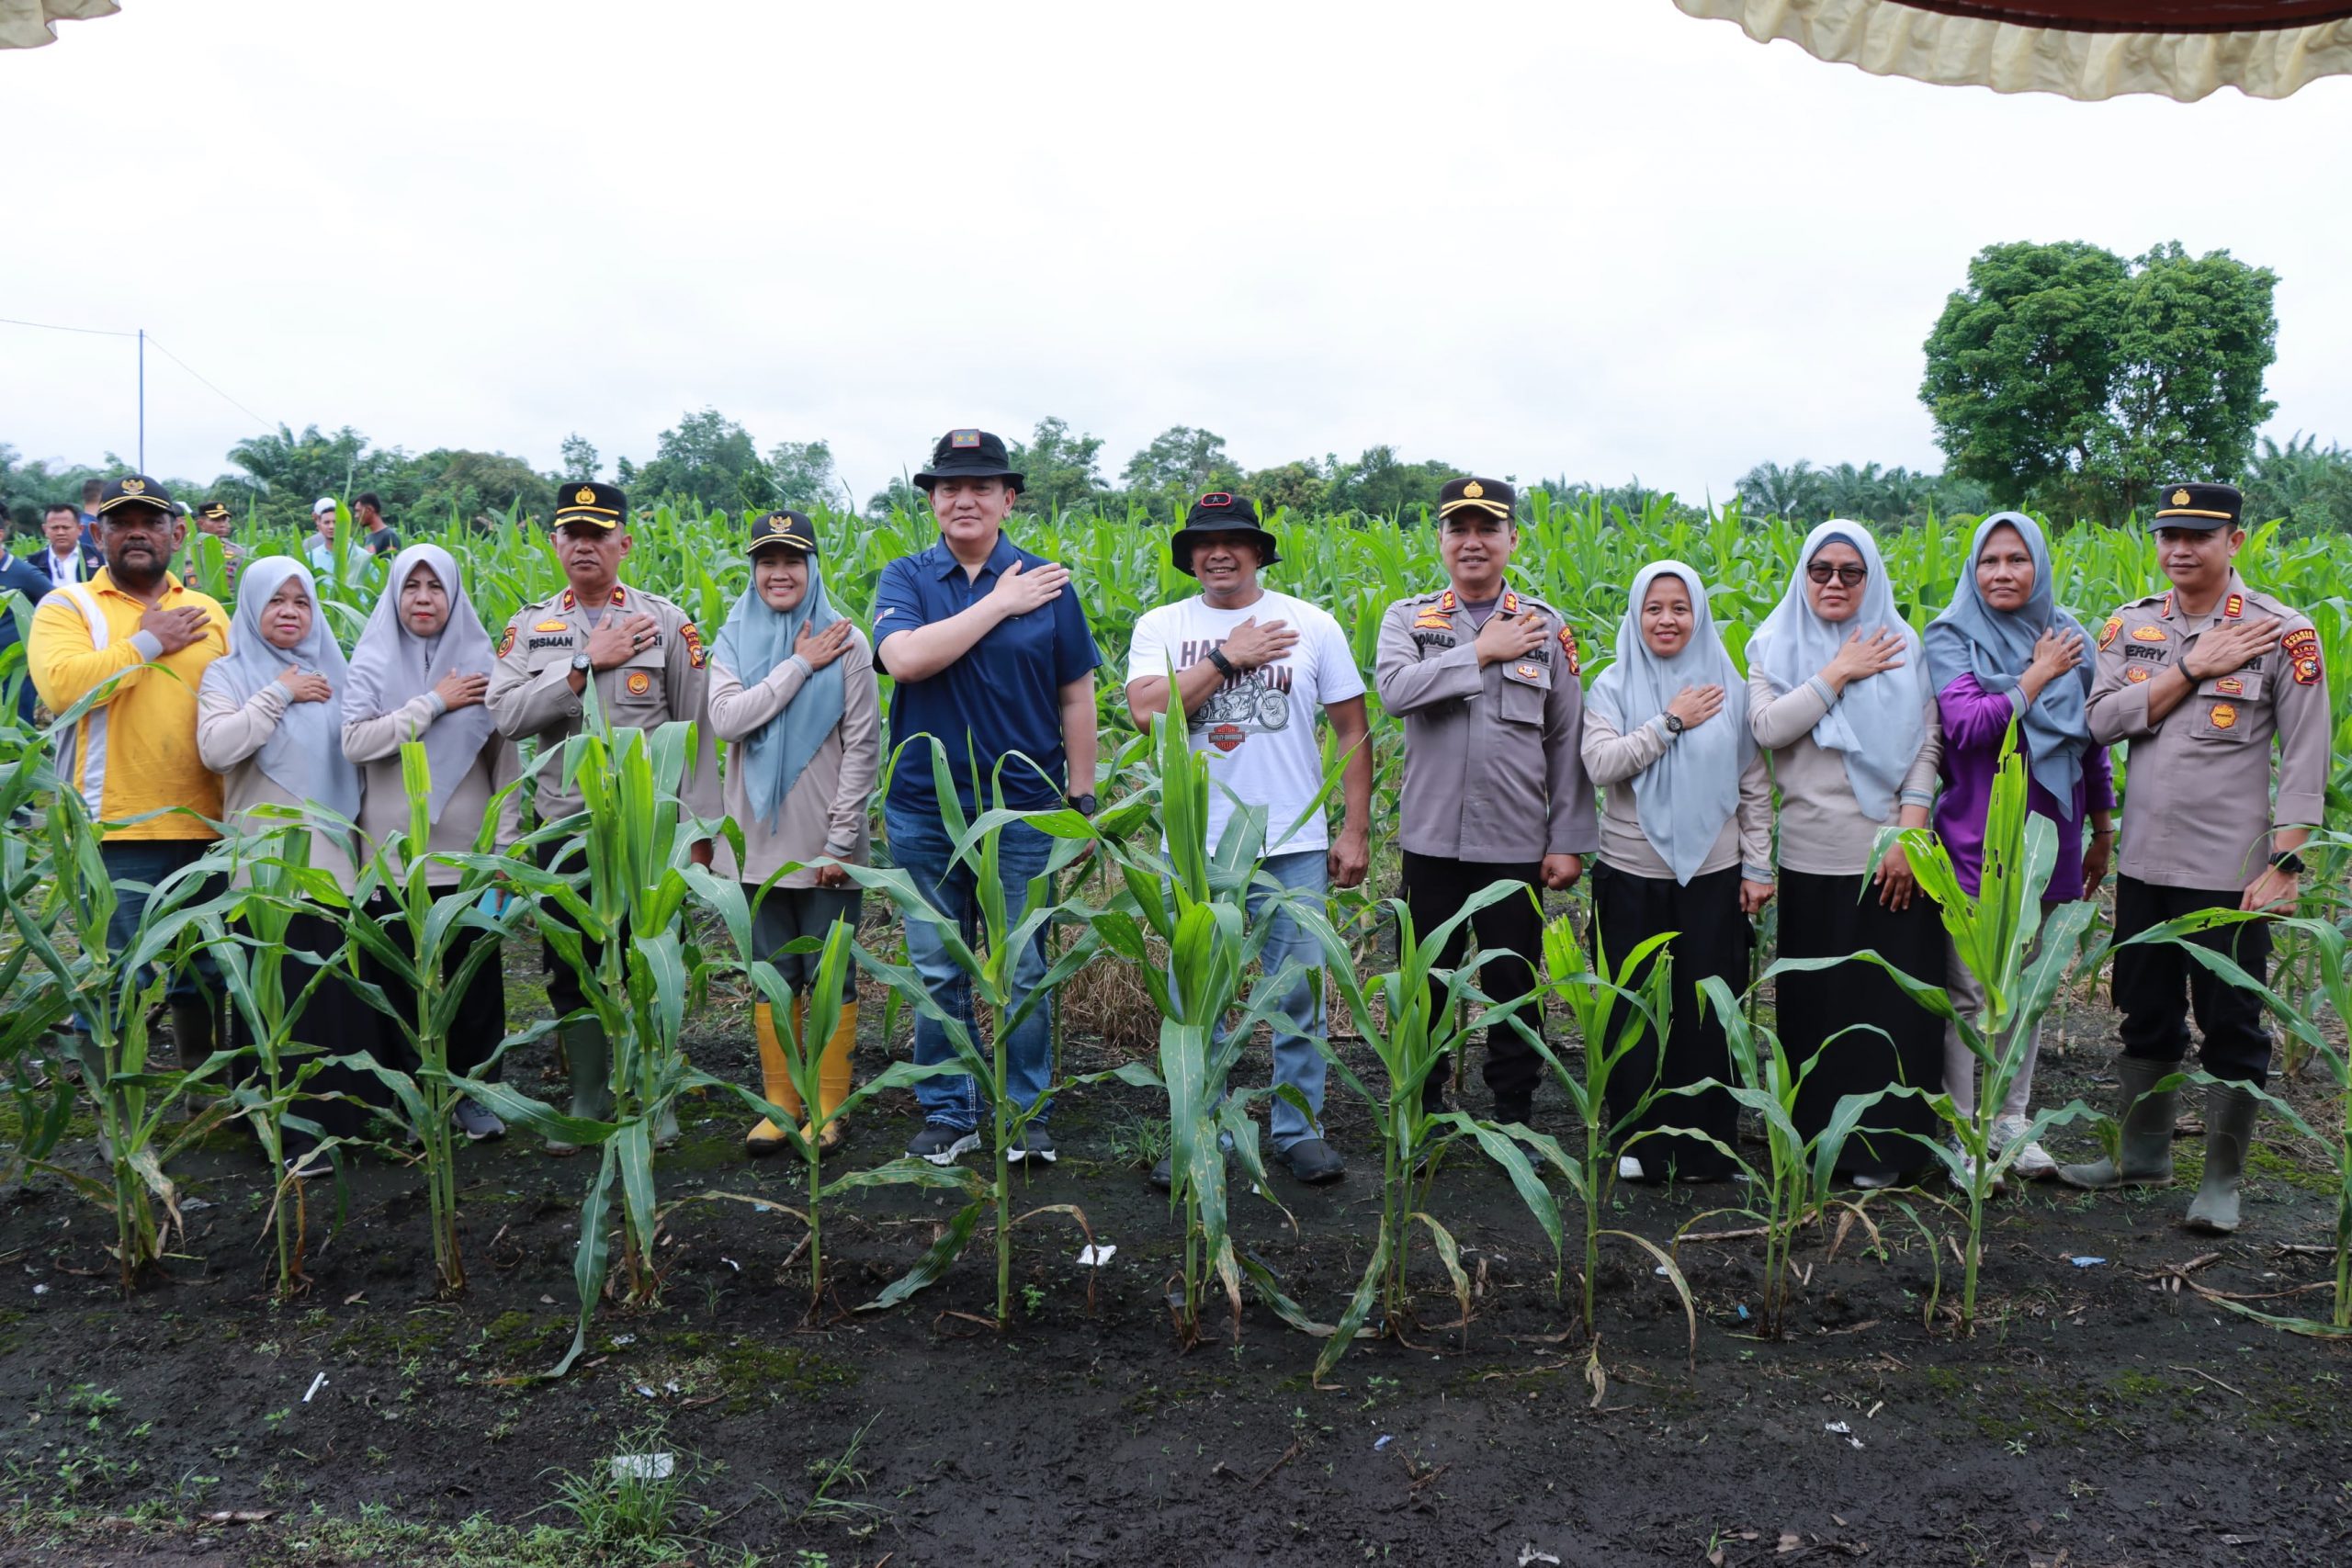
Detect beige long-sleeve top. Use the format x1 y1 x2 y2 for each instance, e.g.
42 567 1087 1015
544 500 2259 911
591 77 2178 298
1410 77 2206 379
1747 666 1942 876
1579 705 1776 884
195 680 360 891
341 693 527 886
704 634 882 887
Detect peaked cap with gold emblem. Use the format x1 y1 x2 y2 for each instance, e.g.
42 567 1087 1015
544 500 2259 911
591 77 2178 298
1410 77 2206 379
553 480 628 529
96 473 176 517
2149 480 2242 532
1437 476 1514 522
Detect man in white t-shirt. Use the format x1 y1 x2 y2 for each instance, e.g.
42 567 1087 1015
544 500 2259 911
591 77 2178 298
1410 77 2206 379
1125 491 1372 1185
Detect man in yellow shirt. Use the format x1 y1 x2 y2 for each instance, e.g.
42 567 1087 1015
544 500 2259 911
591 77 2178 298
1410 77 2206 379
28 474 232 1063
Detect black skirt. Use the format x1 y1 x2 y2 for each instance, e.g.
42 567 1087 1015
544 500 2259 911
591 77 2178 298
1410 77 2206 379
357 892 508 1083
231 910 392 1155
1592 859 1750 1183
1775 868 1945 1179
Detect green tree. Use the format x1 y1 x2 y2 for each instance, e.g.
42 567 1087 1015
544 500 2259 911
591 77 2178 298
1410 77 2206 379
1243 459 1331 516
1007 416 1106 517
558 432 601 481
1120 426 1239 517
2242 433 2352 534
628 408 772 513
406 449 559 526
1921 240 2278 522
226 423 400 530
765 439 840 511
1326 446 1454 522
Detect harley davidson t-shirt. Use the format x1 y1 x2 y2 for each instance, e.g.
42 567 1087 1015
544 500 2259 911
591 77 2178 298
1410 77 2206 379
1125 590 1365 853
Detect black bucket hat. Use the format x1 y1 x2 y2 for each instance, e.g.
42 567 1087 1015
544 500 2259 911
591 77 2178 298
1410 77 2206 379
913 428 1023 491
1170 491 1279 577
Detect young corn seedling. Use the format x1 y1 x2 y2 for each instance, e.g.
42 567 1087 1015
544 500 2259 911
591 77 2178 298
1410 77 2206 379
1510 917 1697 1349
678 879 978 1315
1289 886 1566 1381
835 740 1108 1327
339 743 541 1297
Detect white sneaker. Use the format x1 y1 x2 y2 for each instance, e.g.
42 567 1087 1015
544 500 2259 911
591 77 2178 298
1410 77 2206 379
1949 1141 2009 1194
1991 1114 2056 1179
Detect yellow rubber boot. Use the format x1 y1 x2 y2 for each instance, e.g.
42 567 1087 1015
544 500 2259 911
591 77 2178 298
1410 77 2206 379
808 1002 858 1155
744 1000 806 1158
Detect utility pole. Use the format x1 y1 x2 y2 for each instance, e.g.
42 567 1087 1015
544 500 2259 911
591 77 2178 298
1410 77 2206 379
137 327 146 472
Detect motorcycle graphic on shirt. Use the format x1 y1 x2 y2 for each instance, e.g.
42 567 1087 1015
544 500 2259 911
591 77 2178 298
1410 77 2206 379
1178 637 1292 754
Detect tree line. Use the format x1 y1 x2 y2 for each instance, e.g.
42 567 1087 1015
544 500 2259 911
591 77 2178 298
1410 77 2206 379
6 239 2347 534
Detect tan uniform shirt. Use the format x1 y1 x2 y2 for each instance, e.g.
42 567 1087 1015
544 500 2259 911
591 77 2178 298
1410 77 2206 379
705 635 883 887
341 694 526 886
1748 668 1942 876
1579 704 1776 884
1373 585 1600 862
194 681 360 891
485 582 720 825
2086 574 2329 889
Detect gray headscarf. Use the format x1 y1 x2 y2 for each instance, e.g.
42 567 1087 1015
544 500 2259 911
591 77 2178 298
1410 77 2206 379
344 544 501 823
200 557 362 823
1926 511 2093 803
1748 520 1928 822
1588 560 1752 886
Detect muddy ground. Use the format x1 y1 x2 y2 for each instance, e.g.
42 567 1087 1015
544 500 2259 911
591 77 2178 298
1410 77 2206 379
4 926 2350 1568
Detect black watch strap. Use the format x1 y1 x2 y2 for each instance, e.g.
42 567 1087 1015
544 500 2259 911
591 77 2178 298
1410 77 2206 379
1206 648 1237 678
2270 849 2306 874
1069 793 1099 818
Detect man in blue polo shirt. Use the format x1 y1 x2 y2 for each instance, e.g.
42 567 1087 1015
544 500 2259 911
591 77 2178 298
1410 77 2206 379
873 428 1101 1167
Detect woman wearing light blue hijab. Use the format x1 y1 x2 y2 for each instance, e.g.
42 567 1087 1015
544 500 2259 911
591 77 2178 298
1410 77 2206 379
706 512 881 1158
1747 521 1945 1187
1582 561 1776 1183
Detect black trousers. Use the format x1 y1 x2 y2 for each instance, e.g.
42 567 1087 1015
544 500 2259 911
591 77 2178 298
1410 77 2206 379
1591 860 1747 1182
1777 868 1944 1178
535 836 615 1021
1401 852 1546 1107
358 892 508 1083
229 910 389 1154
2111 874 2273 1087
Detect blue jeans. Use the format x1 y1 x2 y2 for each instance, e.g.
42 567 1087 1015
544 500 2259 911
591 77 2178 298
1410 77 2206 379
885 807 1057 1132
100 840 220 1005
1225 849 1330 1151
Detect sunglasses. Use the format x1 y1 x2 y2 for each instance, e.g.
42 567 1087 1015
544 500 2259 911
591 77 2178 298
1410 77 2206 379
1806 562 1868 587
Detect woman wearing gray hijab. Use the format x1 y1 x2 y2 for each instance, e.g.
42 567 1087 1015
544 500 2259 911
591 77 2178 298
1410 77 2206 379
1747 522 1944 1186
1581 561 1775 1183
1927 512 2114 1182
196 558 374 1161
342 544 526 1144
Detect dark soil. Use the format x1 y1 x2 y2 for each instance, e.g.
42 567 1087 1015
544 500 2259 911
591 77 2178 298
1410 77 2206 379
5 937 2350 1568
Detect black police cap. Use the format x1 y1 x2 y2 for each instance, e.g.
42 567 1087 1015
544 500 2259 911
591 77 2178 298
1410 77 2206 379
1437 477 1515 522
96 474 177 517
747 510 820 557
2150 481 2243 532
913 429 1024 491
198 501 233 522
554 480 628 528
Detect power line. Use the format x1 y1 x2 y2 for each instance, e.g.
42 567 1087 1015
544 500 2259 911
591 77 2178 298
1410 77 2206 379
142 334 271 428
0 313 140 339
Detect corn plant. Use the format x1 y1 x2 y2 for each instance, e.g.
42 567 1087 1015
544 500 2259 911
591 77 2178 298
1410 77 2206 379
1509 919 1696 1344
202 818 367 1300
1084 711 1316 1347
679 878 978 1314
334 743 543 1297
1858 723 2102 1330
2106 890 2352 1336
2 785 242 1290
1288 886 1566 1381
833 741 1107 1327
0 726 75 1185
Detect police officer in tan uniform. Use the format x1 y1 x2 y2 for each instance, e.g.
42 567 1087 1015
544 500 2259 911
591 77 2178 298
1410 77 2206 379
2060 482 2328 1233
1374 477 1599 1125
488 479 721 1152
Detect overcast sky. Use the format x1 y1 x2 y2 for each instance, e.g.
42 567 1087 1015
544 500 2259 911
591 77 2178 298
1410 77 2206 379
5 0 2348 504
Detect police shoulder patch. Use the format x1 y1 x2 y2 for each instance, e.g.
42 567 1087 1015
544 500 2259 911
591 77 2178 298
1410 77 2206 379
2098 615 2122 650
679 620 707 669
2282 626 2323 685
497 624 516 659
1557 624 1579 676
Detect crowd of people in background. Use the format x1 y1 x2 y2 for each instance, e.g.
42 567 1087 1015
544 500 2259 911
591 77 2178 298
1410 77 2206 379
0 436 2326 1238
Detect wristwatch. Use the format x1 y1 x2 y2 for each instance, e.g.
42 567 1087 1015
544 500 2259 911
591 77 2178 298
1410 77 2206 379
1662 714 1685 737
1068 793 1099 818
2269 850 2306 875
570 652 593 675
1206 648 1237 679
